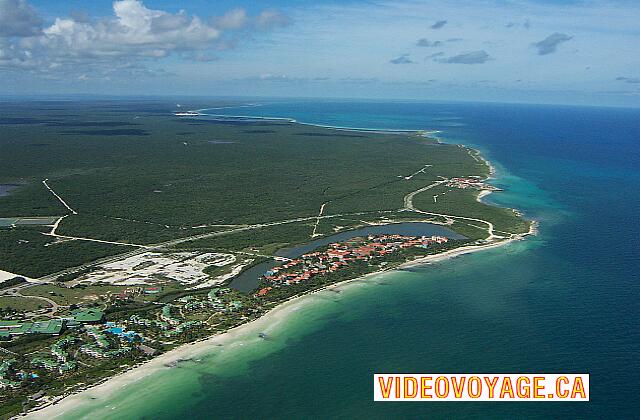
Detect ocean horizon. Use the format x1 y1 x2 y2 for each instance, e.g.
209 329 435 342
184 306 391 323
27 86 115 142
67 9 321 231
44 100 639 419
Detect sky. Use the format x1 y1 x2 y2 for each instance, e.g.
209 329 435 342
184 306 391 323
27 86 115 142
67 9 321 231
0 0 639 106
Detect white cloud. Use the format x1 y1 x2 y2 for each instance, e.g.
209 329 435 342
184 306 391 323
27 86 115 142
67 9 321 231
390 53 414 64
531 32 572 55
441 50 492 64
0 0 291 76
0 0 42 37
430 19 447 29
261 0 639 94
255 10 292 30
41 1 221 58
188 52 219 62
215 8 247 30
1 0 638 106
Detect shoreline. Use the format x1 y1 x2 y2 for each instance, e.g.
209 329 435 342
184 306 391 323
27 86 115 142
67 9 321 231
22 106 535 419
194 107 429 135
25 223 536 419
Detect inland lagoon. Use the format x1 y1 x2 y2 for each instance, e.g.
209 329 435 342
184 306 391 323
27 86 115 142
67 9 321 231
230 222 465 292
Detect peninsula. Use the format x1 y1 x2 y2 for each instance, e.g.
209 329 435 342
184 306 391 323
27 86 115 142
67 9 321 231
0 100 532 418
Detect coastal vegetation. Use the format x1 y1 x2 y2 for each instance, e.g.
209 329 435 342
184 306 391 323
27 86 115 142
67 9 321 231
257 237 466 302
0 228 132 278
412 186 530 234
0 100 531 416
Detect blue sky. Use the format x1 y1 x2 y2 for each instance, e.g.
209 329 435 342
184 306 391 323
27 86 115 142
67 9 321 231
1 0 639 106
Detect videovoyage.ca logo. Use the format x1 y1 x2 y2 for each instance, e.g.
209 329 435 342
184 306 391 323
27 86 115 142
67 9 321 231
374 374 589 401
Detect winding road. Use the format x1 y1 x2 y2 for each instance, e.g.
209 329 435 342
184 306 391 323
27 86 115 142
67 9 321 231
402 180 500 240
3 174 502 293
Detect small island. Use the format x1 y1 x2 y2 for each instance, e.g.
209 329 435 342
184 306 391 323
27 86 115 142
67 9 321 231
0 101 532 418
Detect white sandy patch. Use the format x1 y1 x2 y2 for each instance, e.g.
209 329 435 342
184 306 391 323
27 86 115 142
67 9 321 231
477 189 492 202
26 224 538 419
190 261 252 290
0 269 34 282
73 252 236 287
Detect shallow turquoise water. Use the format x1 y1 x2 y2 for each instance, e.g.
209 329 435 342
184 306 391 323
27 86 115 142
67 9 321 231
64 101 639 419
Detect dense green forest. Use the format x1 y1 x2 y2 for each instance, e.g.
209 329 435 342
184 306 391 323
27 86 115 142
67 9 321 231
0 100 528 278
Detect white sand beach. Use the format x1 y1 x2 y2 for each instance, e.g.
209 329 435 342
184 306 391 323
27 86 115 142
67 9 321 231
26 223 536 419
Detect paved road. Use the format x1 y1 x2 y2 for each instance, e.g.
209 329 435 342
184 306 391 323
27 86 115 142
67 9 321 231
14 290 59 315
23 210 392 287
403 180 500 240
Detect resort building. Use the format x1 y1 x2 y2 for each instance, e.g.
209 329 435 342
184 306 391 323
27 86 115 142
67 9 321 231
257 234 450 296
0 319 65 337
71 309 105 324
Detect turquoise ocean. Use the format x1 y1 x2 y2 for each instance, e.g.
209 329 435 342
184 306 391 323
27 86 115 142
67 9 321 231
62 100 639 419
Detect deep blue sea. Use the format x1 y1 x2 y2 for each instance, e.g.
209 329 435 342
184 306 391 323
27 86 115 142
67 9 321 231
65 101 640 419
